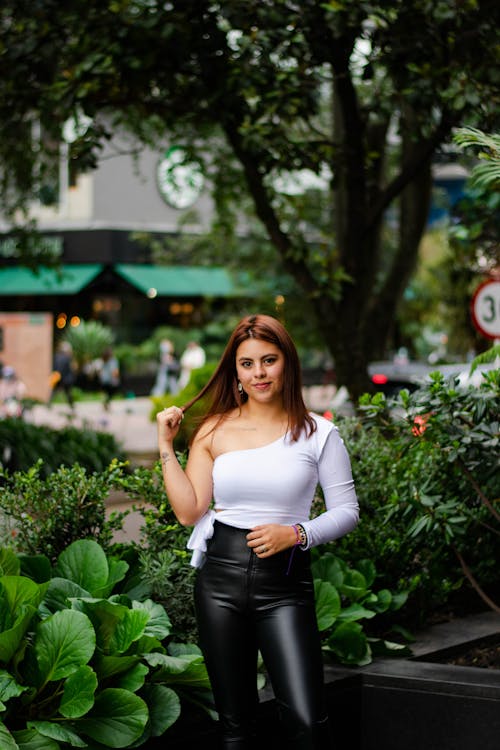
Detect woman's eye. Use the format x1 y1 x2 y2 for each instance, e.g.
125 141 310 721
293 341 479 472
241 361 252 368
264 358 276 365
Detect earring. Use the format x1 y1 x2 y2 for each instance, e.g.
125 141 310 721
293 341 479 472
237 381 243 393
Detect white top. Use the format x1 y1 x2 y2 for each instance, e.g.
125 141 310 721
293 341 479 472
187 414 359 567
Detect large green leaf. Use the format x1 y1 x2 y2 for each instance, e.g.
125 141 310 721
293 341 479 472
40 578 91 616
133 600 171 640
0 668 28 705
12 727 60 749
140 684 181 736
19 555 52 584
55 541 109 597
95 558 129 599
113 663 148 692
0 720 19 750
0 576 48 615
0 549 20 576
76 688 148 748
93 654 141 681
144 653 210 688
0 605 37 663
59 665 97 718
72 599 149 655
328 622 372 666
311 554 344 587
27 722 86 747
34 610 96 683
336 603 377 622
313 579 341 631
338 569 368 601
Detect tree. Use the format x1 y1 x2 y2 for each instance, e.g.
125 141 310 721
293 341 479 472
0 1 499 399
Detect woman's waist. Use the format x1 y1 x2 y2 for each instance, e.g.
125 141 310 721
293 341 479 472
207 519 310 572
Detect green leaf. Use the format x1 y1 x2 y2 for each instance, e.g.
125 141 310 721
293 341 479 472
54 540 109 597
336 603 376 622
27 721 86 747
338 569 368 601
40 578 91 616
0 576 47 615
93 654 141 681
140 684 181 736
313 579 341 631
0 605 37 663
113 663 148 692
74 599 149 654
19 555 51 584
60 665 97 718
34 610 96 683
355 559 377 588
0 549 20 576
133 599 171 640
0 720 19 750
0 668 28 704
76 688 149 747
311 554 344 587
12 727 60 749
328 622 372 665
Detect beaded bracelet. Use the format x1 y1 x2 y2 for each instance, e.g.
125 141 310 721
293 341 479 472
294 523 308 548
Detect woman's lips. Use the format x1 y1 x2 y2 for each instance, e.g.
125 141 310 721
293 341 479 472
253 382 271 390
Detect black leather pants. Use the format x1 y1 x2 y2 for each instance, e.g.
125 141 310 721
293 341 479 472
194 521 332 749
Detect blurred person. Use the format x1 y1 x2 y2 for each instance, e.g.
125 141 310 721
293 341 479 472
50 341 75 408
98 347 121 410
0 365 27 418
178 340 206 390
157 314 359 748
151 338 180 396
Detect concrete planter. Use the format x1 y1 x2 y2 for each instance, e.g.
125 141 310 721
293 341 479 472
143 613 500 749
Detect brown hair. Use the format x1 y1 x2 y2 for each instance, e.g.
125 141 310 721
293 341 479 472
183 314 316 442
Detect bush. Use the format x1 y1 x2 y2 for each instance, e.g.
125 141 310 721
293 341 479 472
0 539 212 748
0 460 128 562
335 368 500 627
0 418 125 475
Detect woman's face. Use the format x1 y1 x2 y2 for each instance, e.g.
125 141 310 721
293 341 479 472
235 338 285 404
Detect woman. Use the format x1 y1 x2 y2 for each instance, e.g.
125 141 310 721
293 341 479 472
157 314 359 749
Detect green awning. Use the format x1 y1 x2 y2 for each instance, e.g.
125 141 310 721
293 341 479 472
0 264 104 295
114 264 236 297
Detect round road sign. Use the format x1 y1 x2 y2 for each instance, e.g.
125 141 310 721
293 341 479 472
471 279 500 340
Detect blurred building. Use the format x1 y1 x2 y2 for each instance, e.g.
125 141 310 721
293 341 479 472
0 132 245 343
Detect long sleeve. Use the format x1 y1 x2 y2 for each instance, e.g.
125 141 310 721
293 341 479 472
300 427 359 548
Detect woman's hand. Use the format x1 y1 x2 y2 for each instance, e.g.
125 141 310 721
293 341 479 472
246 524 298 557
157 406 184 446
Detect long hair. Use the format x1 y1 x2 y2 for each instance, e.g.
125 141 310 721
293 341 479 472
182 314 316 442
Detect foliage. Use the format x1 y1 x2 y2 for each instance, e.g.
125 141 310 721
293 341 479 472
62 321 114 369
1 1 499 399
0 538 212 748
312 552 411 666
453 127 500 191
0 418 124 475
115 463 197 642
0 461 128 562
349 367 500 618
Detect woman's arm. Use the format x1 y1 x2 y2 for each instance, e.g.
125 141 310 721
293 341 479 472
157 407 214 526
300 427 359 548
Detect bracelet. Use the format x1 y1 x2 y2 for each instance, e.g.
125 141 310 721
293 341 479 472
293 523 308 549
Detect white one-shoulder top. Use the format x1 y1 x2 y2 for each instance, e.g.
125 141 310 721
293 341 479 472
187 413 359 567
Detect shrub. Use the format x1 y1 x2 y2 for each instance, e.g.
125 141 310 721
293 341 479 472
336 368 500 626
0 539 212 748
0 460 128 562
0 418 125 475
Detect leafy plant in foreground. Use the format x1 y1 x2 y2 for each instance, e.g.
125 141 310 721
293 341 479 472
312 552 411 666
0 539 212 749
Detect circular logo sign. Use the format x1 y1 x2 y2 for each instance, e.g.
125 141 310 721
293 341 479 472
471 279 500 340
156 146 204 209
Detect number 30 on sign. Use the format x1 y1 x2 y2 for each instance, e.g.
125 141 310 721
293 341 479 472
471 279 500 340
